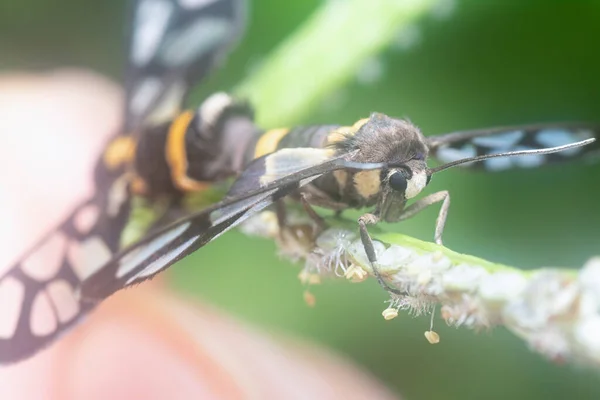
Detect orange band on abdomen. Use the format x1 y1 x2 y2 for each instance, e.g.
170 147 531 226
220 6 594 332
165 111 211 192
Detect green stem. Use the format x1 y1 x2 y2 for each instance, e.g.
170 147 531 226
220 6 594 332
266 218 599 366
234 0 436 127
323 217 575 276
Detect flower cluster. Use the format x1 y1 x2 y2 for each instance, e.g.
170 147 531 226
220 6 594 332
240 211 600 366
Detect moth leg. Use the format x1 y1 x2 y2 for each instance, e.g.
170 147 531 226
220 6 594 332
274 198 318 260
275 200 289 241
299 193 327 234
399 190 450 245
302 186 349 211
358 213 405 296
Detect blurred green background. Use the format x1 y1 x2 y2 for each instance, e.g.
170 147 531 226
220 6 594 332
3 0 600 398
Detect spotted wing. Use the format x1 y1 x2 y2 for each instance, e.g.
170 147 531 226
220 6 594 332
0 0 246 364
123 0 246 132
0 192 130 363
81 152 386 301
0 150 382 363
427 122 600 171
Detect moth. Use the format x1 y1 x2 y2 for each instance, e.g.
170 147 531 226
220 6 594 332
82 116 600 299
1 0 598 364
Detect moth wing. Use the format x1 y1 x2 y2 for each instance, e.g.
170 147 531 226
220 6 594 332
427 122 600 171
0 196 129 363
0 149 380 363
81 150 384 302
226 148 337 196
80 189 276 302
124 0 247 132
0 0 247 365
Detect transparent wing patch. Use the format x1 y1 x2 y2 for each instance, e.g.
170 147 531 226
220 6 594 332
0 0 248 366
0 150 383 363
428 123 600 171
124 0 247 131
81 153 386 302
0 199 125 363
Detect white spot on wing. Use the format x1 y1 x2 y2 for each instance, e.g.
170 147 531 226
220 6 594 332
46 279 80 324
146 80 186 126
30 291 57 337
212 199 274 240
536 129 592 157
471 130 524 149
537 129 579 147
512 146 545 168
129 77 163 118
160 18 231 67
116 222 191 279
211 190 276 226
125 235 199 285
131 0 173 66
74 204 100 235
261 148 333 185
0 277 25 339
68 237 113 281
179 0 219 9
21 232 67 281
435 144 476 164
484 156 512 171
107 176 129 217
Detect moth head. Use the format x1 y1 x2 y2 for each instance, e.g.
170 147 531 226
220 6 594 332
378 158 430 222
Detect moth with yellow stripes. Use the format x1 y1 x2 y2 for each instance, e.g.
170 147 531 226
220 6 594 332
1 0 599 364
82 114 600 301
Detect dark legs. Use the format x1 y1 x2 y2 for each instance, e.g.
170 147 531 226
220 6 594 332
358 191 451 295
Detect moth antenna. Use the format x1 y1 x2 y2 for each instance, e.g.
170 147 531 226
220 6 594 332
427 138 596 175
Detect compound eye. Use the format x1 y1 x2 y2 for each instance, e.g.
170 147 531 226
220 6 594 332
389 171 408 192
